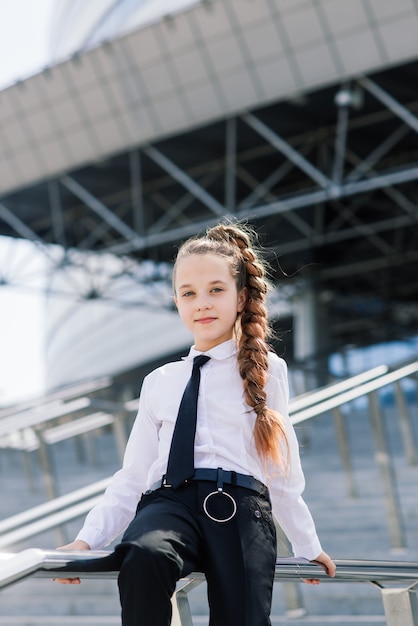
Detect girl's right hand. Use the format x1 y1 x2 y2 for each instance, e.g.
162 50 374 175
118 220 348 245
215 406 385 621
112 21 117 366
52 539 91 584
305 551 336 584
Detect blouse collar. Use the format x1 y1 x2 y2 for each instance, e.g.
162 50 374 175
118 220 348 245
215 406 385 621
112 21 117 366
186 338 238 361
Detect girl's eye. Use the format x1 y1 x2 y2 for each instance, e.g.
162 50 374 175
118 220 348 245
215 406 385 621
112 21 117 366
182 291 194 297
212 287 223 293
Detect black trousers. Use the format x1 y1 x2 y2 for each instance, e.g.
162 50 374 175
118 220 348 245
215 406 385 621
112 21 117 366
115 479 277 626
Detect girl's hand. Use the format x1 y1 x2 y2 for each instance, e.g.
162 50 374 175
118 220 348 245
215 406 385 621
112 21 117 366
304 551 336 585
52 540 91 585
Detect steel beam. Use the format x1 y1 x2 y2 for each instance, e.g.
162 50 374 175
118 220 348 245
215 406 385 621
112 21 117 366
346 124 409 183
106 193 417 258
237 158 295 211
148 170 221 235
129 149 145 236
47 181 67 248
0 202 56 265
242 113 332 189
360 77 418 135
60 175 139 242
225 117 237 211
143 146 225 217
332 100 349 185
0 202 45 244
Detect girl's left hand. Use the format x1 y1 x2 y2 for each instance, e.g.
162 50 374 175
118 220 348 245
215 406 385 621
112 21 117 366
52 540 91 584
304 551 336 585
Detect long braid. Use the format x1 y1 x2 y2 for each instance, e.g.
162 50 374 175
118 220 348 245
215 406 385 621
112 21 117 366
228 227 287 466
174 221 288 466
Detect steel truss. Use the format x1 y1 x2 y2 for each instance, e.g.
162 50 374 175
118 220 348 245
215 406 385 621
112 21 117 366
1 65 418 348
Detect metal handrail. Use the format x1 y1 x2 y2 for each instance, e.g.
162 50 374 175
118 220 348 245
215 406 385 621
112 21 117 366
0 479 112 548
289 364 389 413
0 397 92 438
1 550 417 586
291 361 418 424
0 550 417 626
0 376 113 420
291 360 418 551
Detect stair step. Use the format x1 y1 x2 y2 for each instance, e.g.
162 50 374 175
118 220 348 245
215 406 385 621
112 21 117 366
0 614 387 625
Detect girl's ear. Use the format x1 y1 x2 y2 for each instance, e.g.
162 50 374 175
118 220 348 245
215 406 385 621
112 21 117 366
237 287 247 313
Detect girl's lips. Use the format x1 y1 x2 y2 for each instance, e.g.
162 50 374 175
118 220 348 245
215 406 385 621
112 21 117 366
196 317 216 324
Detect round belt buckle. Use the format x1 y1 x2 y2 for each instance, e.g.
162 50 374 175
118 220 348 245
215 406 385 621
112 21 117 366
203 490 237 523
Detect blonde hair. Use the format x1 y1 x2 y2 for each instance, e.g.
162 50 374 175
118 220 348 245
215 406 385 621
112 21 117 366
174 221 288 466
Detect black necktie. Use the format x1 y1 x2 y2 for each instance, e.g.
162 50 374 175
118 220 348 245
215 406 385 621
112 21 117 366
165 354 210 489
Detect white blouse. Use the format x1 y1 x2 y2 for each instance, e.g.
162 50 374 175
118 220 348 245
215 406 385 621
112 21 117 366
76 339 322 560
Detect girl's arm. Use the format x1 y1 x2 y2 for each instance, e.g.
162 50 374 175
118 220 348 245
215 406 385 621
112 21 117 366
62 375 159 551
267 355 335 573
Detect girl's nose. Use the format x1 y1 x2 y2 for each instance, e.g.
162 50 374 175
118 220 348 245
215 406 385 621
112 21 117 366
196 298 212 311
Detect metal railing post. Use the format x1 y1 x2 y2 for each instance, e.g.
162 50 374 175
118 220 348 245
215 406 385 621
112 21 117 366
275 525 306 617
172 590 193 626
35 427 57 501
381 587 418 626
333 405 358 498
112 413 128 463
394 380 417 466
368 390 406 550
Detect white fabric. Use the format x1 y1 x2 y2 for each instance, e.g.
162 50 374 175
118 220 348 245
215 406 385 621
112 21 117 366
76 339 322 560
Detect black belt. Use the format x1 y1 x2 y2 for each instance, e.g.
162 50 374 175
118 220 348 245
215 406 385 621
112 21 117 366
151 468 267 495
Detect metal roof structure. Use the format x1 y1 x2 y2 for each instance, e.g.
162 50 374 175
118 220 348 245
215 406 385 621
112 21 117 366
1 0 418 359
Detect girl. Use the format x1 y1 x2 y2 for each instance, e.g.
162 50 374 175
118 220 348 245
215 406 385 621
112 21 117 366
56 222 335 625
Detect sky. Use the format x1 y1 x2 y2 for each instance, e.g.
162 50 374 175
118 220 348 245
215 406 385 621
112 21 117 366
0 0 55 89
0 1 55 404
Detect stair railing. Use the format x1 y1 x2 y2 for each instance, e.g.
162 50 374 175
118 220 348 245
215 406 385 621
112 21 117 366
1 550 418 626
0 359 416 624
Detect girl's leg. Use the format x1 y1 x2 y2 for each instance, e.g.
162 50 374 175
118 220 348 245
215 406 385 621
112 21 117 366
197 483 276 626
116 487 203 626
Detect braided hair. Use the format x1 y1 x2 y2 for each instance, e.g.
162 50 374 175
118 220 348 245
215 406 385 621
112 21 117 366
174 222 288 466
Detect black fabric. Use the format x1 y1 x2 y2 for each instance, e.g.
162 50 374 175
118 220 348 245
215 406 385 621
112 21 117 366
116 481 277 626
165 355 210 489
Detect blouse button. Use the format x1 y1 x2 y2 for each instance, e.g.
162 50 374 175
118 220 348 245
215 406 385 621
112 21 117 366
254 510 262 519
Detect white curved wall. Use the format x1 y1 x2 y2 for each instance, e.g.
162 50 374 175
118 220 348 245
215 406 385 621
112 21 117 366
45 296 191 389
45 251 191 390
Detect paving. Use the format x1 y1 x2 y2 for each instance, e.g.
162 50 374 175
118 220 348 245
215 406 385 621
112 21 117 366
0 393 417 625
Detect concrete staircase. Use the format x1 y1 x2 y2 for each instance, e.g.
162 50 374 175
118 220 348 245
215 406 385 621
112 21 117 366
0 398 417 625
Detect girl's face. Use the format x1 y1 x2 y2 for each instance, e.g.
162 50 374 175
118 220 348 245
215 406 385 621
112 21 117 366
174 253 247 352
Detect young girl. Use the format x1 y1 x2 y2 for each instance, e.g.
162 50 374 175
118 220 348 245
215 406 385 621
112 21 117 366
56 222 335 625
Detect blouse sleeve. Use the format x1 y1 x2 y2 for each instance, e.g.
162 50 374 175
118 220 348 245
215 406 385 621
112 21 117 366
76 374 159 550
266 353 323 561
